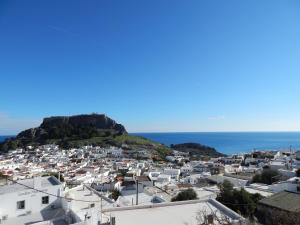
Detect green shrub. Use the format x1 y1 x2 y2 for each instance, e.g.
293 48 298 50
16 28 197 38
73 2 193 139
110 189 121 201
171 188 198 202
252 169 280 185
217 180 263 218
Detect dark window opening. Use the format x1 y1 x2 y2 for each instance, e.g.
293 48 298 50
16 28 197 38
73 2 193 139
42 196 49 204
17 200 25 209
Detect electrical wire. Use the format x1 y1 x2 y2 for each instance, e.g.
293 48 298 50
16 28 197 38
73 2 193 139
6 178 258 206
6 178 102 203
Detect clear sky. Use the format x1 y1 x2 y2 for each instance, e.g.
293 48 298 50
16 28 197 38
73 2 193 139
1 0 300 134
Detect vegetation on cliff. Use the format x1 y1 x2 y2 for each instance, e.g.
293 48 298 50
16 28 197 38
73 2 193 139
170 142 226 158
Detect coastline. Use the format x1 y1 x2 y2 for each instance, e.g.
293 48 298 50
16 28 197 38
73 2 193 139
2 131 300 155
132 132 300 155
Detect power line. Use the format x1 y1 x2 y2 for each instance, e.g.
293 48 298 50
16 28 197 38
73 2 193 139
6 178 259 206
7 178 102 203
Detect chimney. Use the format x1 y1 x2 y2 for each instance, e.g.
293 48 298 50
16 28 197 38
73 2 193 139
110 216 116 225
33 176 42 189
207 214 214 224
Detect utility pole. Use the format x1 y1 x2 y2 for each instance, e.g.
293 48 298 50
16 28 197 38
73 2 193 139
100 196 103 222
136 181 139 205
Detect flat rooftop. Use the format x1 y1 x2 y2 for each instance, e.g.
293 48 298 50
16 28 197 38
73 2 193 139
208 175 249 187
102 199 244 225
66 185 114 221
0 176 61 195
244 187 274 197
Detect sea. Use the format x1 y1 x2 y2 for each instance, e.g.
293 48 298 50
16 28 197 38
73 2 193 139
0 136 14 142
1 132 300 155
133 132 300 155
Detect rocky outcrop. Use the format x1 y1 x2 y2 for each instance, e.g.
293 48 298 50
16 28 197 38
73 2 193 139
40 114 126 132
0 114 127 151
0 114 171 159
16 114 126 141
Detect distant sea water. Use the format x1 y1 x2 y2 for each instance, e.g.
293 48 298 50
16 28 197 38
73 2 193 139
0 136 14 143
1 132 300 155
132 132 300 155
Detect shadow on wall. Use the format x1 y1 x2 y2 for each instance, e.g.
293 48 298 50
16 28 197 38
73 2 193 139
25 198 65 225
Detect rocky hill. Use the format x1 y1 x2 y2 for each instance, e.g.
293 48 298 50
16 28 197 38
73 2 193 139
16 114 127 142
171 142 226 158
0 114 171 159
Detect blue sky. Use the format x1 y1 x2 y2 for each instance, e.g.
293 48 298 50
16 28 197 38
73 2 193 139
1 0 300 134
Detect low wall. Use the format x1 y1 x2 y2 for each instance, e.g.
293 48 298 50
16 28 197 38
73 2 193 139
84 184 114 203
103 199 209 212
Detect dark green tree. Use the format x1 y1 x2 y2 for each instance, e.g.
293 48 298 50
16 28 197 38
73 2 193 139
252 169 280 185
217 179 234 204
171 188 198 202
111 189 121 201
217 180 263 219
232 188 256 217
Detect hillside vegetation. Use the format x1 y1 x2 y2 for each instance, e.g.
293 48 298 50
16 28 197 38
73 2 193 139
171 142 226 158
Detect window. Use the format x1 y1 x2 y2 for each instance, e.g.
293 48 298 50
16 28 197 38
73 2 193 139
17 200 25 210
42 196 49 204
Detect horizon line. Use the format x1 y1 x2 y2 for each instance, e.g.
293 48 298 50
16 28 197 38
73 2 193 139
2 130 300 136
129 130 300 134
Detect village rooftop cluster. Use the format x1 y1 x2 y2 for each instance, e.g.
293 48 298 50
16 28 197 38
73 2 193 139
0 144 300 225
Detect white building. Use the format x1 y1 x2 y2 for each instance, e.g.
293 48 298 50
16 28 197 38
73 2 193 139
278 168 296 178
269 160 287 170
156 174 171 183
269 177 300 193
0 176 65 225
208 175 249 188
292 151 300 169
165 156 176 162
180 164 193 173
225 164 242 173
65 184 114 225
192 163 209 173
163 168 180 180
147 172 161 181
